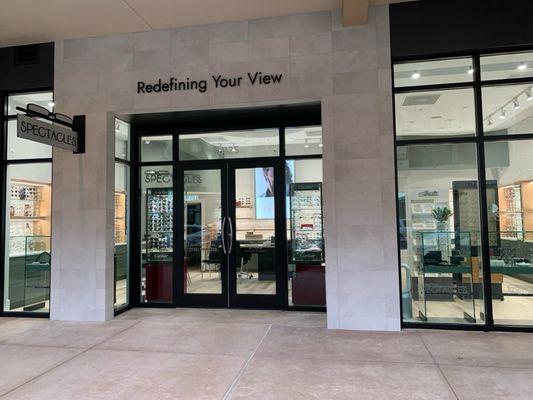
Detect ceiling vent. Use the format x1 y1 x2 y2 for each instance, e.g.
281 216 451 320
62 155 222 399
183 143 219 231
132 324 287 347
14 45 40 66
402 94 441 106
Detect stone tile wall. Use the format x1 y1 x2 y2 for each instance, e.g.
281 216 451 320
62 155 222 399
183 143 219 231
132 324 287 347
52 5 399 330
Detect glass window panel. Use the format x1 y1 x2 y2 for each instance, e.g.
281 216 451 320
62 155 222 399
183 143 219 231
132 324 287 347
115 119 130 160
140 165 173 303
235 167 277 295
286 159 325 307
114 163 130 310
396 143 484 325
482 84 533 136
184 169 222 294
4 163 52 313
485 140 533 326
6 120 52 160
179 128 279 160
285 126 322 156
481 51 533 81
393 58 474 88
395 88 476 140
141 135 172 162
7 92 53 115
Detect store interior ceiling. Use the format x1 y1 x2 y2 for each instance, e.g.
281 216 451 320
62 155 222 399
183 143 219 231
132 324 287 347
0 0 400 48
396 57 533 137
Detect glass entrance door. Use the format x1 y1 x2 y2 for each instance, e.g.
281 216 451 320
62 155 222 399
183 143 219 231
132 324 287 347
180 161 284 308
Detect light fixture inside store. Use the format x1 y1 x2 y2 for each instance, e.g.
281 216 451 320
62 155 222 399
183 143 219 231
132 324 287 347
513 99 521 110
318 142 323 148
145 140 150 145
411 71 421 79
527 88 533 101
48 101 55 108
230 144 238 153
518 62 527 71
467 67 474 74
304 139 310 148
499 109 507 119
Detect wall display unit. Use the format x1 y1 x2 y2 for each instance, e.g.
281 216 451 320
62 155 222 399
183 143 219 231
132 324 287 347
114 192 127 244
145 188 173 259
9 180 51 256
289 182 324 263
142 188 173 302
498 185 523 240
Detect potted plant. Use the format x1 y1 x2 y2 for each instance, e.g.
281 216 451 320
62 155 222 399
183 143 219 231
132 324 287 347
432 207 452 231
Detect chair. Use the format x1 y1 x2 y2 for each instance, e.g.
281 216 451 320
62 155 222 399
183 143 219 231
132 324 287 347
201 242 221 279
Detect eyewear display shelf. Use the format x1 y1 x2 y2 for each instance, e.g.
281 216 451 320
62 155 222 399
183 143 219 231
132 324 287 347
289 182 325 306
143 188 173 302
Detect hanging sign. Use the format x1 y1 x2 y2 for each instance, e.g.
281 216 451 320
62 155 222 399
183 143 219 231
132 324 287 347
17 114 79 152
16 104 85 154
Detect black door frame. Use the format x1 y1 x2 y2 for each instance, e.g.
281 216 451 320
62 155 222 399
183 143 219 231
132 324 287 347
176 158 286 309
129 103 323 311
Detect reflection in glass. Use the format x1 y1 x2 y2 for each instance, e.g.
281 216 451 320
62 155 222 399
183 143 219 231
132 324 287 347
482 84 533 136
287 159 325 307
140 166 173 303
114 163 130 309
480 51 533 81
393 57 474 88
7 120 52 160
285 126 322 156
4 163 52 313
141 135 173 162
115 119 130 160
485 140 533 326
184 170 223 294
396 143 485 324
179 129 279 160
395 88 476 140
7 92 53 115
235 167 277 295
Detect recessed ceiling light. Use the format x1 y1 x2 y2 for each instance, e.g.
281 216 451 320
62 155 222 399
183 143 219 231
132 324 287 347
318 143 323 148
48 101 55 107
467 67 474 74
513 99 521 110
518 62 527 71
499 109 507 119
145 140 151 145
411 72 421 79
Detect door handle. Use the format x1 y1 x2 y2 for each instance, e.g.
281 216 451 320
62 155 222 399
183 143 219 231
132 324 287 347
228 217 234 254
221 217 227 254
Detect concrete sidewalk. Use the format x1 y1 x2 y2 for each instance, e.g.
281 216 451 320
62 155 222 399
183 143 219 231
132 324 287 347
1 308 532 399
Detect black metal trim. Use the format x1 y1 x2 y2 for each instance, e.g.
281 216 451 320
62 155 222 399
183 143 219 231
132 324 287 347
130 108 322 312
1 88 54 318
473 52 494 328
393 81 475 93
393 48 533 332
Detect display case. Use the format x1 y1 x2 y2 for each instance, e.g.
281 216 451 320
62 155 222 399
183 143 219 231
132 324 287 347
289 182 323 263
143 188 173 302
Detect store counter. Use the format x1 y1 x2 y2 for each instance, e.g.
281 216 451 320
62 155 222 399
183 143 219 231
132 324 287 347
237 241 275 281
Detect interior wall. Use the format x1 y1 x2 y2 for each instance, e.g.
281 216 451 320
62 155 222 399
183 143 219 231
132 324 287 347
51 6 398 330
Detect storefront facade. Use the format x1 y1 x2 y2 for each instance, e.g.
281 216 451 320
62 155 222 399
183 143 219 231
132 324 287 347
2 0 533 332
46 5 397 330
